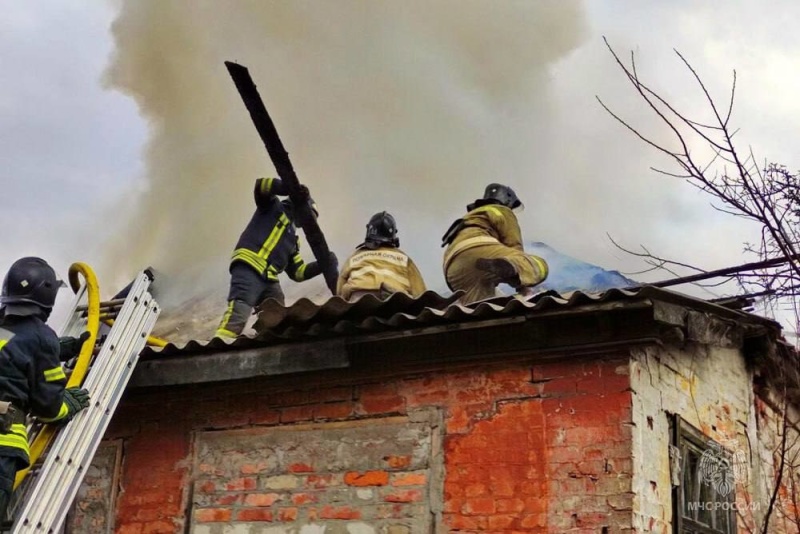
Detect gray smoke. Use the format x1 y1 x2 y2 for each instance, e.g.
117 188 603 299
100 1 588 309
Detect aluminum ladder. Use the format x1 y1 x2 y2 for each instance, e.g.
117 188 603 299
10 268 160 533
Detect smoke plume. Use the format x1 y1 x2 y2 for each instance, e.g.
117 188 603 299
101 1 588 309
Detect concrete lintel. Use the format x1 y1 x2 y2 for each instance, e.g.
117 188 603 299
130 338 350 388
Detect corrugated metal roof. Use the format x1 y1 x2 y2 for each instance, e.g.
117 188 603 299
143 285 775 359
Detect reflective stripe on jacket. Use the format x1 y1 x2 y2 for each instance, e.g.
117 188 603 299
231 178 316 282
0 316 70 465
337 247 426 299
443 204 524 271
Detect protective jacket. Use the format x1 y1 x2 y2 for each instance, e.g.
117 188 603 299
443 203 548 302
337 246 426 300
0 315 70 466
231 178 321 283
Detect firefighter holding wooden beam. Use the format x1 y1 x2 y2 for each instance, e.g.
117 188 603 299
215 178 337 339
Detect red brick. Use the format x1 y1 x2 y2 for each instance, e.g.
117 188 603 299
532 361 584 380
487 367 533 383
292 492 318 505
392 473 426 486
488 514 517 529
319 506 362 520
447 514 481 530
538 376 578 396
312 386 353 403
280 405 313 423
289 463 315 473
384 454 411 469
359 394 406 414
225 477 257 491
133 508 162 523
578 370 630 393
313 402 354 420
464 483 487 497
384 489 423 503
118 524 143 534
306 474 337 488
250 409 280 425
240 462 272 474
344 470 389 486
194 508 231 523
443 498 463 514
141 521 175 534
243 493 281 507
463 497 496 515
213 494 240 506
236 508 274 522
496 498 525 513
488 467 519 497
277 507 298 521
446 404 472 434
267 390 308 407
197 481 215 494
523 496 548 513
520 513 547 528
404 382 451 405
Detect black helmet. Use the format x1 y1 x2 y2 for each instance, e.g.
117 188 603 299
469 183 524 212
1 257 62 315
363 211 399 249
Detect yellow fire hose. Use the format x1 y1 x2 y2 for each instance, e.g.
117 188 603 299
13 262 101 489
100 318 167 348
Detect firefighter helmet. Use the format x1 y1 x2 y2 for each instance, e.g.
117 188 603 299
364 211 399 248
1 257 62 316
481 183 524 211
468 183 524 212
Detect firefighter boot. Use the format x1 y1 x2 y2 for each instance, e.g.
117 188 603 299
475 258 521 286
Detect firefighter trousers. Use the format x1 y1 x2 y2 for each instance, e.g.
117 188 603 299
0 455 18 524
445 244 548 304
216 262 285 338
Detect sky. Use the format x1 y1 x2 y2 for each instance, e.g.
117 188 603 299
1 1 799 326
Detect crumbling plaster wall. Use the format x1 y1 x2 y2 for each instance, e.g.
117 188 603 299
747 392 800 532
628 322 800 534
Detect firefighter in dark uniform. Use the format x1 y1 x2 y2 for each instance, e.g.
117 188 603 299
0 257 90 521
215 178 337 339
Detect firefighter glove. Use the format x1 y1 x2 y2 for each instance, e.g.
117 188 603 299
59 331 91 362
63 387 90 417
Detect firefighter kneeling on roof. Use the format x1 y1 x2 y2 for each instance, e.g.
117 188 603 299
216 178 337 339
0 258 90 522
442 183 548 303
337 212 426 301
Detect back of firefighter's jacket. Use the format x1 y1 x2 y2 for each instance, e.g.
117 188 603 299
232 190 298 280
443 204 524 268
0 316 68 465
337 247 426 299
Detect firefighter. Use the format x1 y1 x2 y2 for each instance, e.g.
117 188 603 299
0 257 90 521
215 178 337 339
442 183 548 303
337 211 426 300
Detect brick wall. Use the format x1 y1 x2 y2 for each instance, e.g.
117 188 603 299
67 440 123 534
191 415 438 532
93 354 632 533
